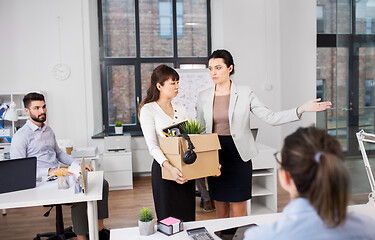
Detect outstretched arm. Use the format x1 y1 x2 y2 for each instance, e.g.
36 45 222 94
297 98 332 117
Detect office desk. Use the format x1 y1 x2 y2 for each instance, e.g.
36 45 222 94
110 204 375 240
0 171 104 240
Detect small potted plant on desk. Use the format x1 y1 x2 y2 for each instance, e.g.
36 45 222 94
138 207 155 236
114 121 123 135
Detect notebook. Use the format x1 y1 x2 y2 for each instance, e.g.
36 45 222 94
0 157 37 194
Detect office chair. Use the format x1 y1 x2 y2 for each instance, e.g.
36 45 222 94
34 204 76 240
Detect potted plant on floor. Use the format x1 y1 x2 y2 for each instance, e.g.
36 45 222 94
114 121 123 135
138 207 155 236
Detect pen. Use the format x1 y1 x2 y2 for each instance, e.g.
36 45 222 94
163 132 170 137
65 167 69 176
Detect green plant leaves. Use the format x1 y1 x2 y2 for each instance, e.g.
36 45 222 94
115 121 122 127
139 207 153 222
180 119 206 134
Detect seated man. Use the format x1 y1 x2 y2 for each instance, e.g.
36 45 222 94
10 92 110 240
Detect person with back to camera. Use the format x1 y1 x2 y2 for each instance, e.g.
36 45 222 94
244 126 375 239
139 64 196 221
196 49 332 218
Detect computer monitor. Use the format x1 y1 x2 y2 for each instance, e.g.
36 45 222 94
0 157 37 194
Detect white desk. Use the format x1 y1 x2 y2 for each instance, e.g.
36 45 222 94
0 171 104 240
110 204 375 240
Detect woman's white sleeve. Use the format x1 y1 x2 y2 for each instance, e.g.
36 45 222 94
139 107 168 166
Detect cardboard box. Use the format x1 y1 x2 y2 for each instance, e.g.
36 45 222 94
160 133 221 180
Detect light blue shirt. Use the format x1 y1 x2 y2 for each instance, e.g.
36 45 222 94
244 198 375 240
10 120 77 177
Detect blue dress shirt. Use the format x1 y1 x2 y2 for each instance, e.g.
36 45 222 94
10 120 77 177
244 198 375 240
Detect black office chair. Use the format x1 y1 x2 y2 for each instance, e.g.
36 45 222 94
34 204 76 240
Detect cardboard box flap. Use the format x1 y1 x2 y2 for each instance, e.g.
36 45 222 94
181 133 221 153
160 137 181 154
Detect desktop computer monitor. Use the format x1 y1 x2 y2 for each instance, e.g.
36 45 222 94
0 157 37 194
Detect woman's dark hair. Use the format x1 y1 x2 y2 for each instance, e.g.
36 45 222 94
208 49 235 75
23 92 45 108
280 126 349 228
138 64 179 112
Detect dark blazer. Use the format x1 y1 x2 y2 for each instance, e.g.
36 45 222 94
196 81 300 161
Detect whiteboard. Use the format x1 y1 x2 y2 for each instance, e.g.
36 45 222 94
173 68 213 119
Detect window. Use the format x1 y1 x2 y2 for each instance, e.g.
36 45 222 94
98 0 211 133
317 0 375 155
159 0 183 38
365 79 374 107
317 5 325 33
317 79 325 101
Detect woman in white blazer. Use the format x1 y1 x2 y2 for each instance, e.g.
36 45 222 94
196 49 332 218
139 65 195 221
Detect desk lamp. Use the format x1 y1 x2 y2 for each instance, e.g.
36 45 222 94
1 101 18 122
356 130 375 204
0 101 18 143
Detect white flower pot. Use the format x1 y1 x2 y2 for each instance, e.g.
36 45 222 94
138 219 155 236
115 126 123 135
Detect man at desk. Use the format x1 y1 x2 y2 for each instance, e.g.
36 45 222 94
10 92 110 240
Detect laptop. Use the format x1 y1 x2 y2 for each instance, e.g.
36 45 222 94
0 157 37 194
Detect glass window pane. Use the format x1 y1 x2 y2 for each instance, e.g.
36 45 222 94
316 48 337 131
316 47 351 152
140 63 174 101
108 65 136 125
177 0 207 57
359 48 375 147
317 0 351 34
356 0 375 34
337 0 351 34
102 0 136 57
140 0 173 57
336 47 349 151
317 0 336 34
160 17 172 38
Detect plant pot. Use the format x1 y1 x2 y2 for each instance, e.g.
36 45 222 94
114 126 123 135
138 219 155 236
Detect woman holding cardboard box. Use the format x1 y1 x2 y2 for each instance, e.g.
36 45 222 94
139 64 195 222
196 49 332 218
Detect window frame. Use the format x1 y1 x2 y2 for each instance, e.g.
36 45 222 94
98 0 212 135
317 0 375 155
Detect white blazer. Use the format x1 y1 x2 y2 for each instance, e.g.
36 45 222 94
196 82 300 161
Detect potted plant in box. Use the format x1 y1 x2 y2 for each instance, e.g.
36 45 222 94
138 207 155 236
114 121 123 135
180 119 206 134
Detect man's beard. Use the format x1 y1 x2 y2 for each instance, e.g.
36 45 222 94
30 113 46 123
